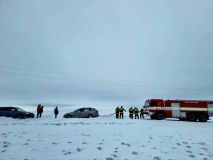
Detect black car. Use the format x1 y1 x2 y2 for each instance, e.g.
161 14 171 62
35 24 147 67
64 107 99 118
0 107 35 119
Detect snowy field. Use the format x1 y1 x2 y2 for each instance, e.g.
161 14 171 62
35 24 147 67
1 109 213 160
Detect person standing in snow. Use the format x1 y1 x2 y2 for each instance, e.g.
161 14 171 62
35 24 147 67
54 106 59 119
119 106 126 119
134 107 139 119
36 104 41 118
140 108 144 119
129 107 133 119
40 106 44 118
115 106 120 119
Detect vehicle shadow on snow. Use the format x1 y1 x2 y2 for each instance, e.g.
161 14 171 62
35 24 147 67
164 118 213 123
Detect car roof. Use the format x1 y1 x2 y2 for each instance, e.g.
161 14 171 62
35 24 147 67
0 106 17 108
78 107 96 109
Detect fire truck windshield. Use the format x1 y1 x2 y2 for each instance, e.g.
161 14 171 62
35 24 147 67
144 100 150 106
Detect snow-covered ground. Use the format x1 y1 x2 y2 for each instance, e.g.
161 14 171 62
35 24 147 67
1 110 213 160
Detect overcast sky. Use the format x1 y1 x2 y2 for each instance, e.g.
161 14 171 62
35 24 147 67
0 0 213 107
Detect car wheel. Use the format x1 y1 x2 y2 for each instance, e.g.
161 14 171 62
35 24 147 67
17 115 24 119
66 115 72 118
88 114 93 118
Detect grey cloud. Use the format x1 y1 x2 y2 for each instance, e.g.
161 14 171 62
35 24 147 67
0 0 213 106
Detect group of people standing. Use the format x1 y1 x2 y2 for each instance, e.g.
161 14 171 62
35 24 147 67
115 106 126 119
129 107 144 119
36 104 59 119
115 106 144 119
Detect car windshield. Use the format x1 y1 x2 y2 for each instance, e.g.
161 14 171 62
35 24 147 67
74 109 80 113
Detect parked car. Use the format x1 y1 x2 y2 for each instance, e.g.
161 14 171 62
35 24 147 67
64 107 99 118
0 107 35 119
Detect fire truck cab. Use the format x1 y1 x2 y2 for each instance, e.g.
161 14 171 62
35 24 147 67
144 99 213 122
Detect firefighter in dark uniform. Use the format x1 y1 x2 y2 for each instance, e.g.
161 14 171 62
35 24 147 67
119 106 126 119
129 107 133 119
134 107 139 119
115 106 120 119
140 108 144 119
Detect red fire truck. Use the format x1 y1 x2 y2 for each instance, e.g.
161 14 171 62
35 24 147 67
143 99 213 122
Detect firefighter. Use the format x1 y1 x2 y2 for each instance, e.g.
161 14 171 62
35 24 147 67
140 108 144 119
129 107 133 119
134 107 139 119
119 106 126 119
115 106 120 119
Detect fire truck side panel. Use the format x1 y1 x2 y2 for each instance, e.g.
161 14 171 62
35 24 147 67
180 101 208 120
165 100 209 119
164 101 172 118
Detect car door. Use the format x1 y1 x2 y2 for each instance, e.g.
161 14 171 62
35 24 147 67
10 108 18 117
79 108 87 118
72 109 80 118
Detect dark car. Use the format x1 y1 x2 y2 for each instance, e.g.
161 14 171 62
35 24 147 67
0 107 35 119
64 107 99 118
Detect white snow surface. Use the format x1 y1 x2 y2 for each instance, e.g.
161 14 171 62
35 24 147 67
1 109 213 160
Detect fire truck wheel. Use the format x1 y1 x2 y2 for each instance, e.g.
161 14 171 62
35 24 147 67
198 114 208 122
187 113 197 122
156 112 165 120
